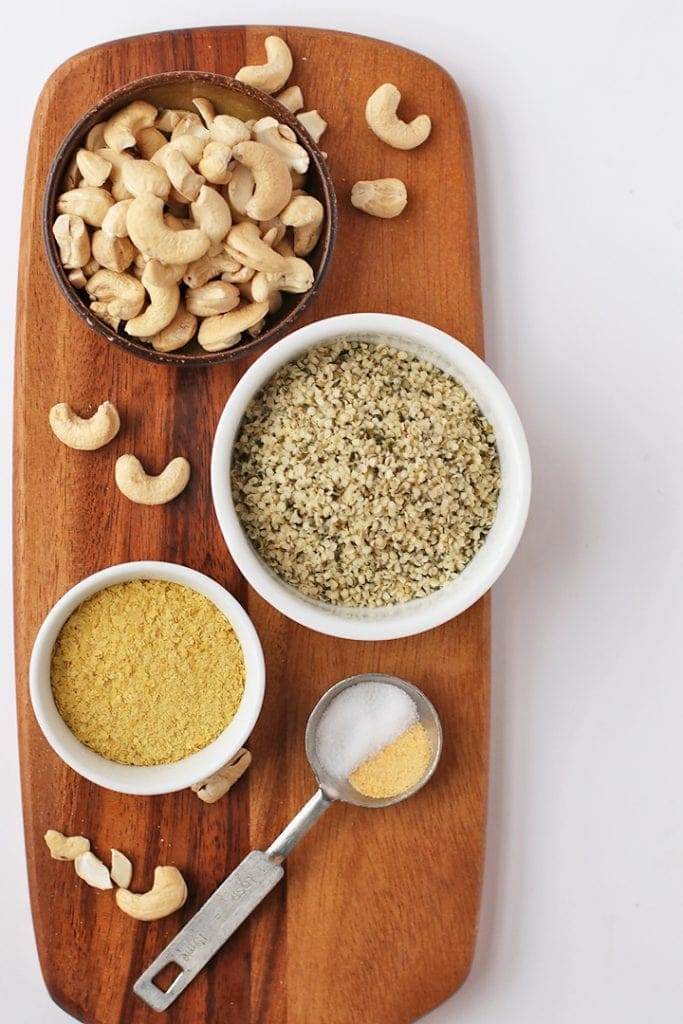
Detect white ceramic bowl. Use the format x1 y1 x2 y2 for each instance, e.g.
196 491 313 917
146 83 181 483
211 313 531 641
29 561 265 795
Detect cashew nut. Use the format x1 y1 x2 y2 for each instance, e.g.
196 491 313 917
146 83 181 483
210 114 251 147
191 748 252 803
57 187 115 228
68 268 87 289
183 250 241 289
95 148 135 201
192 96 215 127
52 213 91 268
198 301 269 352
275 85 304 113
252 117 309 174
231 141 292 220
152 144 204 201
85 122 107 151
155 108 186 133
351 178 408 218
104 100 158 151
115 865 187 921
226 222 313 291
365 83 432 150
75 149 112 187
125 280 180 338
101 199 134 238
297 110 328 145
227 162 256 217
121 159 171 200
198 141 233 185
75 852 113 890
280 194 324 255
169 131 207 168
115 454 190 504
44 829 90 861
135 126 167 160
150 303 198 352
249 272 283 314
235 35 293 94
86 269 145 320
110 849 133 889
142 258 187 289
126 194 210 265
185 280 240 317
91 230 135 273
49 401 121 450
190 185 232 244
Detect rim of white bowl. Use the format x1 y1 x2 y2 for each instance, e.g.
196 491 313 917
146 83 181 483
29 561 265 795
211 313 532 641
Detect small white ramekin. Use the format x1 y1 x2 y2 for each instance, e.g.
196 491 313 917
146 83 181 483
211 313 532 641
29 561 265 795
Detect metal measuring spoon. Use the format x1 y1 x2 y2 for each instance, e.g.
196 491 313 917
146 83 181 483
134 673 442 1011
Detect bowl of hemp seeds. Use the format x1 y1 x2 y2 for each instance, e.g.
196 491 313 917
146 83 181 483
29 561 265 794
211 312 531 641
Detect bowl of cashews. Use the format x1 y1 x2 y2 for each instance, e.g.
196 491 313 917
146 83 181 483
43 60 337 366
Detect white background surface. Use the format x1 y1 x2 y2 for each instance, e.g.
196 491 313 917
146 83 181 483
2 2 682 1022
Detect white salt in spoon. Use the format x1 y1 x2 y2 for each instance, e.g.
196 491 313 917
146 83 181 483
134 673 442 1012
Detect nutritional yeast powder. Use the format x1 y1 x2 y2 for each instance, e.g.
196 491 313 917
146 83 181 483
50 580 245 766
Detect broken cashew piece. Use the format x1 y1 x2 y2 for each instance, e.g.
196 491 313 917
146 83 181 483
57 187 115 228
365 83 432 150
86 269 145 320
75 852 113 890
115 454 190 505
44 829 91 861
191 748 253 803
110 849 133 889
297 110 328 145
351 178 408 219
235 35 293 94
49 401 121 451
115 865 188 921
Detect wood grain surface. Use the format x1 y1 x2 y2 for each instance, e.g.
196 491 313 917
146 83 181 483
13 25 488 1024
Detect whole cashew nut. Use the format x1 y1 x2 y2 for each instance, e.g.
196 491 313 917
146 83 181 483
190 185 232 245
231 141 292 220
75 149 112 187
52 213 91 269
49 401 121 451
91 230 135 273
126 194 210 265
115 865 188 921
235 35 294 94
280 194 324 255
57 187 115 228
252 117 310 174
197 300 269 352
115 454 191 504
86 269 145 320
351 178 408 219
365 83 432 150
104 100 158 152
125 280 180 338
150 303 198 352
185 280 240 317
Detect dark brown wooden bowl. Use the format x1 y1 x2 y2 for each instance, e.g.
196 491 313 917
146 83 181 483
43 70 337 366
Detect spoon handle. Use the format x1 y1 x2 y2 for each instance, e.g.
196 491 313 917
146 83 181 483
133 789 333 1012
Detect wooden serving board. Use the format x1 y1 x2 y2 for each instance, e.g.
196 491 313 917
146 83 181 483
13 25 488 1024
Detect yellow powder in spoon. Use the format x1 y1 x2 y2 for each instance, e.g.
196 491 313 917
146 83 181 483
349 723 432 799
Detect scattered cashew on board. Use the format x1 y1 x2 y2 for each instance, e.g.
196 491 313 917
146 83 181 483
43 830 188 922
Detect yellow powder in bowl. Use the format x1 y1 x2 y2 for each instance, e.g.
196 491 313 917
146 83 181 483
50 579 245 766
349 723 432 799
